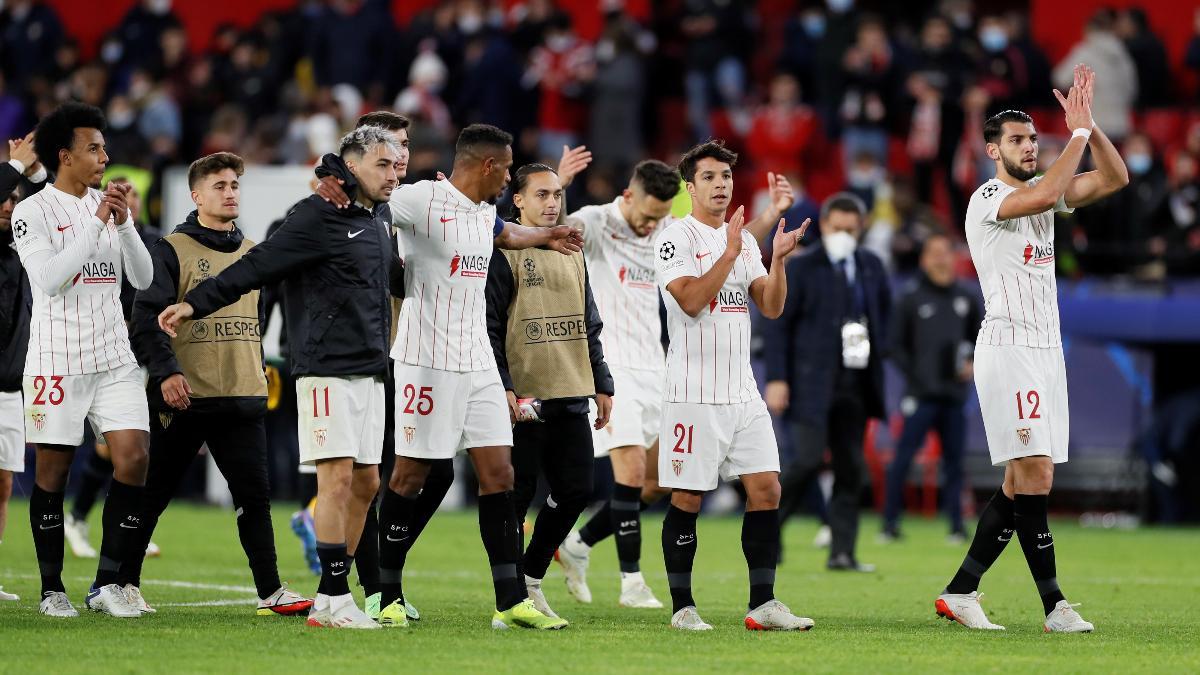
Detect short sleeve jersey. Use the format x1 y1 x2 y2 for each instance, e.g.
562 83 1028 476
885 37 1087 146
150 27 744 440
389 180 501 372
964 176 1073 349
11 184 137 375
654 216 768 405
571 198 669 372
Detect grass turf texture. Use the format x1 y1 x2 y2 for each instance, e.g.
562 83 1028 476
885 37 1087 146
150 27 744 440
0 501 1197 674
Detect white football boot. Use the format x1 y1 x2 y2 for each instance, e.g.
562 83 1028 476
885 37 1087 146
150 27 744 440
525 577 562 619
39 591 78 617
745 599 815 631
935 591 1005 630
554 531 592 603
1044 601 1094 633
618 572 663 608
670 606 713 631
0 586 18 601
86 584 142 618
324 593 381 629
123 585 156 614
64 514 97 558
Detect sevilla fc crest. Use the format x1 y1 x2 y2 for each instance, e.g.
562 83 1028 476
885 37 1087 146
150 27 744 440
671 459 684 476
403 426 416 444
1016 427 1031 446
30 412 46 432
314 428 327 447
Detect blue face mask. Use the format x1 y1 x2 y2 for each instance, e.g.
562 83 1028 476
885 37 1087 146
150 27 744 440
1127 153 1152 176
802 14 826 38
979 28 1008 53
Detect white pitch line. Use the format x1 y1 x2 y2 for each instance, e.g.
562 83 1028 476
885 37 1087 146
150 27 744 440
155 599 259 607
0 572 257 595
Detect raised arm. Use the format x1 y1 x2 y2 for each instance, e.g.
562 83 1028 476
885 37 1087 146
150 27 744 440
663 207 745 318
997 64 1095 220
750 217 809 319
746 172 795 240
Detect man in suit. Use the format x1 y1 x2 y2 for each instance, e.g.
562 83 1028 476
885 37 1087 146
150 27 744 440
764 192 891 571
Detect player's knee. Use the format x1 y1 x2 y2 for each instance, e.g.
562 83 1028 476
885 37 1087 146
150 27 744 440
388 469 424 496
670 491 702 513
476 463 514 493
745 480 782 510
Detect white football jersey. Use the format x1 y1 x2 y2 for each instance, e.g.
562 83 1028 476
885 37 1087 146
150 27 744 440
11 184 137 376
965 176 1073 350
571 198 668 373
389 180 499 372
655 216 767 405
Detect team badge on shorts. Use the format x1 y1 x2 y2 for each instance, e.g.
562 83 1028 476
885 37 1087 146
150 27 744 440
671 459 684 476
159 412 173 429
1017 428 1031 446
403 426 416 445
30 411 45 432
314 428 327 447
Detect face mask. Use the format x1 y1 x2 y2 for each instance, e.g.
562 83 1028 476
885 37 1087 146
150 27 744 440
848 168 881 190
1127 153 1152 176
148 0 172 15
979 28 1008 53
823 230 858 262
547 35 572 52
802 14 826 38
826 0 853 15
101 41 123 65
457 12 483 35
108 109 136 130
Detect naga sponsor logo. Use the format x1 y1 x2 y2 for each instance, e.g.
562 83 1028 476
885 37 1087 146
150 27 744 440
1022 240 1054 266
450 251 488 278
618 264 655 289
75 261 118 285
708 289 748 313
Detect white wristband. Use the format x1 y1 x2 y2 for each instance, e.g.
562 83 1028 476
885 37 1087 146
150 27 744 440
7 158 25 175
1072 128 1092 141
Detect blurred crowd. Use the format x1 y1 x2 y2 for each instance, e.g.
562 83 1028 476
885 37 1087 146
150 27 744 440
2 0 1200 276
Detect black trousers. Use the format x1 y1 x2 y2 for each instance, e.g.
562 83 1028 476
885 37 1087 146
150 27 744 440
126 406 277 595
511 412 594 578
779 384 868 559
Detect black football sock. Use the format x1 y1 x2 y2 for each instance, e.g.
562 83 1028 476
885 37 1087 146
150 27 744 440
408 458 454 541
661 505 699 613
742 509 780 610
94 479 143 589
610 483 644 573
30 486 66 595
1013 494 1066 615
578 501 612 546
355 495 381 597
945 490 1015 594
71 451 111 522
378 488 417 608
478 491 526 611
317 541 350 597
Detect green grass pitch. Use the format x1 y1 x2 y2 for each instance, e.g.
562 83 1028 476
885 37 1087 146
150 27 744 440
0 500 1197 673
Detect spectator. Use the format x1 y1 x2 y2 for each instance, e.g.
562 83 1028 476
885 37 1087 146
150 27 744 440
307 0 396 98
1115 8 1171 108
0 0 64 89
130 68 182 161
887 176 950 274
844 150 887 212
0 74 24 143
1004 10 1054 107
911 14 969 103
1188 9 1200 103
681 0 750 141
746 72 818 181
812 0 860 133
838 16 898 170
1053 9 1137 141
114 0 182 75
778 4 826 99
906 71 966 223
588 10 652 177
394 46 453 139
1156 152 1200 275
973 15 1031 112
1075 132 1167 274
455 23 525 134
524 12 594 162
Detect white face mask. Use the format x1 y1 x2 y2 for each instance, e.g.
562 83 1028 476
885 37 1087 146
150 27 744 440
823 230 858 262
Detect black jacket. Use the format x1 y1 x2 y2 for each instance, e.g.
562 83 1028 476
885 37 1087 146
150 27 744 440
0 230 31 391
130 212 266 416
185 160 403 378
485 250 614 417
0 162 45 390
890 273 982 401
763 243 892 424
